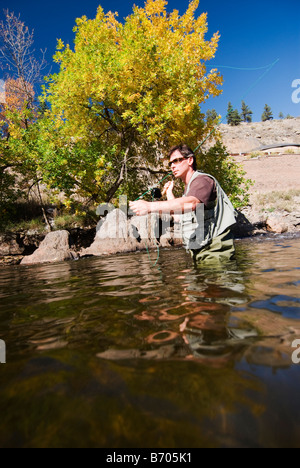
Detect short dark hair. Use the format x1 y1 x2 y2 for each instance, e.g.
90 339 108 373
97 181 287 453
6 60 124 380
168 144 197 171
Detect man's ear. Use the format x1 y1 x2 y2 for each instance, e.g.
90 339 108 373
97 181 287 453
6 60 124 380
188 157 194 168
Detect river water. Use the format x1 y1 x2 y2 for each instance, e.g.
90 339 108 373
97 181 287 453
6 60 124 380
0 236 300 448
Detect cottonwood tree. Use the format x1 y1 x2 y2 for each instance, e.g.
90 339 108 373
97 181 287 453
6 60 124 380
41 0 223 203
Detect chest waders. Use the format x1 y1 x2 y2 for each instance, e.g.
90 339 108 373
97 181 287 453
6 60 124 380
181 171 237 262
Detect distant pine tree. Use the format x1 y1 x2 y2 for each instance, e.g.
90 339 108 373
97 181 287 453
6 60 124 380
227 102 234 125
206 109 218 123
230 109 242 126
279 112 284 119
241 101 253 123
227 103 242 126
262 104 273 121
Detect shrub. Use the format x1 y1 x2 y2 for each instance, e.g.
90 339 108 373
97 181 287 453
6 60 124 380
198 141 253 209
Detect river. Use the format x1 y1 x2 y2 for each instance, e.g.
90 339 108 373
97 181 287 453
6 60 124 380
0 235 300 448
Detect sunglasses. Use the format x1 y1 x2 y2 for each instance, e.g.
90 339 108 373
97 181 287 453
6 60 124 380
168 157 190 168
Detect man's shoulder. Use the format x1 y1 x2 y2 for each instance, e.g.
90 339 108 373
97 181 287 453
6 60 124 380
191 172 216 186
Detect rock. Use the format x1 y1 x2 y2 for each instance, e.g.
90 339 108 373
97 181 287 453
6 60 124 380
0 255 24 266
81 210 183 257
21 230 46 255
82 209 139 256
0 233 24 256
21 230 78 265
266 215 289 234
130 213 160 248
159 217 183 247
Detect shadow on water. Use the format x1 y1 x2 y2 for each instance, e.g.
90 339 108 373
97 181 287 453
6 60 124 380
0 237 300 447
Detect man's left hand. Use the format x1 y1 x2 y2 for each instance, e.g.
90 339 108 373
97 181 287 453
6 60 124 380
129 200 151 216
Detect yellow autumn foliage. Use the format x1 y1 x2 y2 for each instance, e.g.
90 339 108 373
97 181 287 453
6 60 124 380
39 0 224 202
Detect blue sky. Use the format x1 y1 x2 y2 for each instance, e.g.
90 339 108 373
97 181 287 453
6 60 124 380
1 0 300 121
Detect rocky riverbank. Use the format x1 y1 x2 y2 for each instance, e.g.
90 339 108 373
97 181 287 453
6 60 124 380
0 227 96 265
1 203 300 266
2 119 300 265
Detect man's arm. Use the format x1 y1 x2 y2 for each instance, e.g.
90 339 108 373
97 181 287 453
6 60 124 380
129 196 201 216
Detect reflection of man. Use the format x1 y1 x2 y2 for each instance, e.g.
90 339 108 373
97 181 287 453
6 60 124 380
130 144 236 263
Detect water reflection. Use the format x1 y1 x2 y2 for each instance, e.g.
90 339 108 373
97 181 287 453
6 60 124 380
0 237 300 447
250 295 300 318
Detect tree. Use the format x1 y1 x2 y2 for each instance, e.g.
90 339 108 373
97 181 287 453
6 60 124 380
227 103 241 126
231 109 242 126
241 101 252 123
206 109 219 123
226 102 234 125
0 10 46 106
261 104 273 122
42 0 223 203
199 141 253 209
279 112 284 119
0 11 48 227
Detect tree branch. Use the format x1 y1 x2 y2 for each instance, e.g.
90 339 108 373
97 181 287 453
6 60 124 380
105 144 132 202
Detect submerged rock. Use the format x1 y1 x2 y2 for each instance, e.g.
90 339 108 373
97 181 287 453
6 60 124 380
21 230 78 265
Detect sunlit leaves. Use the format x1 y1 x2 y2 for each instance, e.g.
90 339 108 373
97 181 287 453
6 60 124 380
38 0 225 203
45 0 222 145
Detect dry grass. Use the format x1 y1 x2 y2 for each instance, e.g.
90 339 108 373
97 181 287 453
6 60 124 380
255 189 300 213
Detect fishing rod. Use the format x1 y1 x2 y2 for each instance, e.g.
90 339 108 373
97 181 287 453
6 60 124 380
136 58 280 200
134 58 280 266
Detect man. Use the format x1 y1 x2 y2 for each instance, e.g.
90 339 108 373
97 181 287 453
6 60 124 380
129 144 236 263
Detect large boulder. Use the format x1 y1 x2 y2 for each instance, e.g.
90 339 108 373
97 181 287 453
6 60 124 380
81 209 185 257
21 230 78 265
82 209 139 256
130 213 160 248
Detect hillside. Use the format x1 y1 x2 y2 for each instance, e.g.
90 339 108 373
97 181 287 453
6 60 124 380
221 118 300 236
218 117 300 155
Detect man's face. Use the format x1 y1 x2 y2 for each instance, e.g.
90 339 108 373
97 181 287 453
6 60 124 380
169 150 192 179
